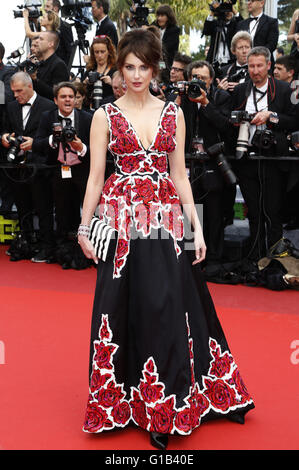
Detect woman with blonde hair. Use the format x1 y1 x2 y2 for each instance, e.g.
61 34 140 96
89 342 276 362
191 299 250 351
23 8 60 40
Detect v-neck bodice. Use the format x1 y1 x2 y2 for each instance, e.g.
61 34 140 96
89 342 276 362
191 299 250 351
103 101 177 176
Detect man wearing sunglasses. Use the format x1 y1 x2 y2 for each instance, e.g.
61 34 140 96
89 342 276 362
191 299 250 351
236 0 279 64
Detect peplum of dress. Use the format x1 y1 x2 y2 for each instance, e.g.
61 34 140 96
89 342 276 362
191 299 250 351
83 101 254 436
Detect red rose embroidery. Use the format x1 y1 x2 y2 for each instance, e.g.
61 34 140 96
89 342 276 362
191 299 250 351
175 409 191 434
90 369 111 393
151 154 167 174
230 368 251 403
204 379 236 412
83 402 112 432
148 397 176 434
132 178 159 204
93 341 116 370
99 315 111 341
130 390 149 429
96 381 125 408
111 402 131 425
118 155 143 174
209 348 233 378
139 379 164 404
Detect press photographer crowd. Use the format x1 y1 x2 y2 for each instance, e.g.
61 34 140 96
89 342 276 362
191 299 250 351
0 0 299 290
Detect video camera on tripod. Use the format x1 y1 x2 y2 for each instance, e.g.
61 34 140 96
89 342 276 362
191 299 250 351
127 0 155 28
13 2 42 19
209 0 237 19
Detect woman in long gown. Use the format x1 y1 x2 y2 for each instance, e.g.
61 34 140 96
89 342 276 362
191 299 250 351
78 28 254 450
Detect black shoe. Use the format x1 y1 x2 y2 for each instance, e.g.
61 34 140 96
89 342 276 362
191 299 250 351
31 249 49 263
227 412 245 424
150 432 168 450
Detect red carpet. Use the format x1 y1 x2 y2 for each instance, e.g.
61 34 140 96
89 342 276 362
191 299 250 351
0 244 299 450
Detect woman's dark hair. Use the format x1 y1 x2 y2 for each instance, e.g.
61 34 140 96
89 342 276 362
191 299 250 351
87 35 117 72
117 28 162 77
156 4 177 27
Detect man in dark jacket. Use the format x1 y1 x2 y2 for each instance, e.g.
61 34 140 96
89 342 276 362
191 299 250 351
229 47 297 262
181 60 233 280
33 82 92 242
91 0 118 48
1 71 56 261
31 31 69 100
236 0 279 64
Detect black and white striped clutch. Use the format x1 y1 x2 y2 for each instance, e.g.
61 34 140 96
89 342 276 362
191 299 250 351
89 217 118 262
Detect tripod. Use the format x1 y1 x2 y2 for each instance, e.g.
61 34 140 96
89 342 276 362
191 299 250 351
67 21 90 81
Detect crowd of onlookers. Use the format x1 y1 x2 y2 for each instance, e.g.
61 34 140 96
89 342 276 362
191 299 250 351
0 0 298 282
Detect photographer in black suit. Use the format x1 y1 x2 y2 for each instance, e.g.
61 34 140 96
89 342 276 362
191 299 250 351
1 71 56 261
180 60 234 281
91 0 118 48
31 31 69 100
230 47 297 263
236 0 279 64
33 82 92 243
202 1 243 66
218 31 252 93
44 0 74 69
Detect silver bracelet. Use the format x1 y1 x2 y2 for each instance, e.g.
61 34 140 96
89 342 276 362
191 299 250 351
77 224 90 237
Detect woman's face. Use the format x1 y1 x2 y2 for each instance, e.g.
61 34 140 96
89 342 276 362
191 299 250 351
122 53 153 93
92 43 109 67
157 13 168 28
40 13 50 28
75 92 84 109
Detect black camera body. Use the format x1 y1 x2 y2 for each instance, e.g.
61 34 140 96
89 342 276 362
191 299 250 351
188 78 207 100
19 58 41 75
127 0 154 28
13 3 42 19
207 141 237 186
88 71 104 85
61 0 92 17
52 120 76 146
251 129 277 150
291 131 299 152
229 68 247 83
230 110 255 124
162 79 207 101
6 135 26 163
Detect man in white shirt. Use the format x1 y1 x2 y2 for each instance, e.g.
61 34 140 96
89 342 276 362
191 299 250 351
230 47 297 262
236 0 279 63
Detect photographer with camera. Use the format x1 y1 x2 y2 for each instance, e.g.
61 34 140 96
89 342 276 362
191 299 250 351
23 7 60 40
91 0 118 48
217 31 252 93
203 0 243 66
180 60 236 282
229 46 297 264
84 35 117 110
236 0 278 66
44 0 74 68
1 71 56 261
29 31 69 100
33 81 92 244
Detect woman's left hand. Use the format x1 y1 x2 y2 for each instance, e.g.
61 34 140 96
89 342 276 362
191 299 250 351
101 75 112 85
192 226 206 265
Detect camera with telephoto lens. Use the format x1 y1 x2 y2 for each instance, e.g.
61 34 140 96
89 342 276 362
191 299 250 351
251 129 277 151
230 110 255 125
52 120 76 146
88 72 104 110
6 135 26 163
209 0 237 19
13 3 42 19
207 142 237 186
188 78 207 99
231 111 256 160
